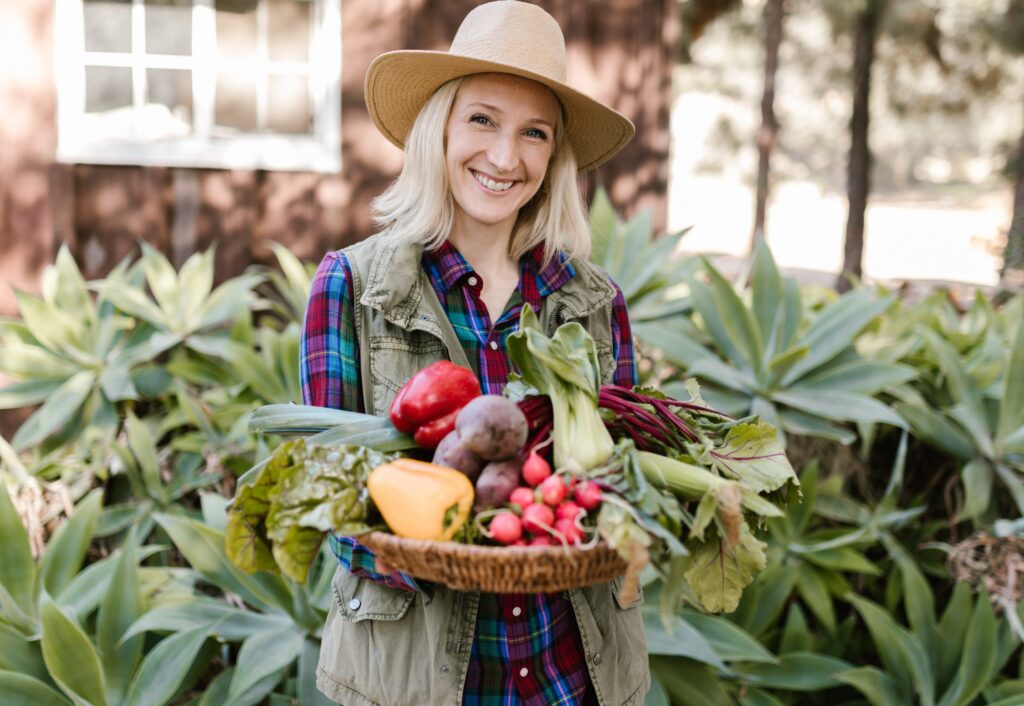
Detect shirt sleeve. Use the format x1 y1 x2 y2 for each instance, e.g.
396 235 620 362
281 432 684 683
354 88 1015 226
299 250 420 592
300 251 363 412
608 280 639 388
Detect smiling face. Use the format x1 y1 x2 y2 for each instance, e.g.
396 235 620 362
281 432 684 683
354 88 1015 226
444 73 561 241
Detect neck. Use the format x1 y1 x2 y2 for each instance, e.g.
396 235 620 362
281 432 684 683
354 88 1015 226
447 218 518 276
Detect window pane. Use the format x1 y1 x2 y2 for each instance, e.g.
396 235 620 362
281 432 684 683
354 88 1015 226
216 0 258 64
145 0 193 56
267 74 310 134
84 0 132 53
85 65 133 112
147 68 193 135
268 0 310 62
215 72 257 131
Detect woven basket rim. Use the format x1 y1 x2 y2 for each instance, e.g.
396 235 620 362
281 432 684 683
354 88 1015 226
358 530 621 558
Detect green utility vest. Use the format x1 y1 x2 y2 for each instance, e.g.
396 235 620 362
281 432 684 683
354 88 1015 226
316 235 651 706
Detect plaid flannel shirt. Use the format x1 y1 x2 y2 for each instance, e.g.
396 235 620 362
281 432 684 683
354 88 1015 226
301 241 638 706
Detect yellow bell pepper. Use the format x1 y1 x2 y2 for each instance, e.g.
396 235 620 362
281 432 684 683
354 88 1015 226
367 459 475 541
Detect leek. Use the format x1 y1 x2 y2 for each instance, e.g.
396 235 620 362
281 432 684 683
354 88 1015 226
507 307 614 472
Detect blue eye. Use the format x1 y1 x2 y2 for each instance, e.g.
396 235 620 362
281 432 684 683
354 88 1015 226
525 128 548 140
470 114 492 126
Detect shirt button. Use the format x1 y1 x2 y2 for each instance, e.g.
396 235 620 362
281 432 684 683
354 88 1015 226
512 606 522 617
348 598 361 611
592 653 603 665
468 276 478 286
519 667 529 678
489 340 498 351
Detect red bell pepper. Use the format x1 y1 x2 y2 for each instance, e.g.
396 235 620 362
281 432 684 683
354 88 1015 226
389 361 481 448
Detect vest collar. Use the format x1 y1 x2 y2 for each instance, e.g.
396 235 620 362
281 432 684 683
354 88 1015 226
359 236 616 328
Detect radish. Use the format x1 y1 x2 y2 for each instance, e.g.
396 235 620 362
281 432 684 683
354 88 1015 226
538 475 568 506
521 503 555 535
509 486 536 510
555 501 582 522
489 511 523 545
574 480 602 511
554 518 584 545
522 451 552 487
529 535 554 547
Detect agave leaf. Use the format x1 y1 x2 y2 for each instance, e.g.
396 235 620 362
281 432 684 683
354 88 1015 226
998 321 1024 444
703 260 764 371
0 379 64 409
836 667 911 706
687 357 756 393
0 483 36 615
936 587 997 706
39 489 102 597
733 651 851 691
688 280 750 373
123 596 293 643
140 242 184 331
772 389 905 428
96 531 144 704
797 360 917 395
783 289 892 385
177 248 215 326
91 281 167 330
849 594 934 705
121 623 212 706
40 594 109 706
0 670 71 706
196 274 263 332
751 241 784 359
225 625 304 704
894 402 975 459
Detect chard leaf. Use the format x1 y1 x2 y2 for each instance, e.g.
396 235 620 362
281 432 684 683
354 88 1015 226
710 419 797 494
225 439 392 584
685 524 767 613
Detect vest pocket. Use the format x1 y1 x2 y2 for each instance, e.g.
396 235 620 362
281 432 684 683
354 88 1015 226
612 574 644 610
368 334 448 414
332 570 416 622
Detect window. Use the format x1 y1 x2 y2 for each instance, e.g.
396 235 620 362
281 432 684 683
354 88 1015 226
55 0 341 172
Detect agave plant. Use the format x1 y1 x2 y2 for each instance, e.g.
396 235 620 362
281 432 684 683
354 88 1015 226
892 308 1024 520
256 241 316 325
0 247 179 451
0 484 208 706
651 242 912 445
587 188 702 342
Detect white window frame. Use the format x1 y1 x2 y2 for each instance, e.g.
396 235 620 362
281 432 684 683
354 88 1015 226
54 0 341 173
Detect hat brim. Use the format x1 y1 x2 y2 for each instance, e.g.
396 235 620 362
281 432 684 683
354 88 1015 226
365 51 635 173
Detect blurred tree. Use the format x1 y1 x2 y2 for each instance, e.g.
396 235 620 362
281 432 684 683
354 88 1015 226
750 0 786 257
678 0 742 63
988 0 1024 281
835 0 885 292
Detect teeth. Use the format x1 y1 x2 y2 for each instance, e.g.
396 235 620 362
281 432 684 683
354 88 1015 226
473 171 515 191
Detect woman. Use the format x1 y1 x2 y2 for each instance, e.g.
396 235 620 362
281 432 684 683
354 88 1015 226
301 3 650 704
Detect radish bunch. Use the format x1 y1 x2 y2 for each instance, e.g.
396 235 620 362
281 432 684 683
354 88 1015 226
485 451 604 547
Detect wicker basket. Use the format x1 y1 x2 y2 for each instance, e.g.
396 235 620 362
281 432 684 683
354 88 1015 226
358 532 630 593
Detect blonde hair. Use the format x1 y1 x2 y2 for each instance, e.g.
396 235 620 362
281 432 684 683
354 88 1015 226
370 76 591 265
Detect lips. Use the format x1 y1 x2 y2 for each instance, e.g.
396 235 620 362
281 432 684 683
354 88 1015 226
471 169 516 193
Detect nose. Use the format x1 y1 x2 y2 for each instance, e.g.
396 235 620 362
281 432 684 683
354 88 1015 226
486 131 519 173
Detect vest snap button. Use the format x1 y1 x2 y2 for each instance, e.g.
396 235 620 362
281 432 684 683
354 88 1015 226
441 663 450 673
592 652 602 665
348 598 361 611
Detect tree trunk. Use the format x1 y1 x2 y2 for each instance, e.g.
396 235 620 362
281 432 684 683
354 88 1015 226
1003 98 1024 282
750 0 785 255
837 0 881 293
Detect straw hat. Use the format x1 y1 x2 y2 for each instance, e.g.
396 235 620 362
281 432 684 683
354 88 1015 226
364 1 635 172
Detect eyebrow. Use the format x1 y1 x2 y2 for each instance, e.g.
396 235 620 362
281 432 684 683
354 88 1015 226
465 102 555 129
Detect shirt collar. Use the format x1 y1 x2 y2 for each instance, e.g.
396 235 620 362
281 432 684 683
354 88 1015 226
422 241 576 297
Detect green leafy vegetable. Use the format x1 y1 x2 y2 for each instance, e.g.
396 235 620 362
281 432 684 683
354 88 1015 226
507 306 614 472
225 439 393 583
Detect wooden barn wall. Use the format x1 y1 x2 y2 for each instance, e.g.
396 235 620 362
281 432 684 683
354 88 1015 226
0 0 676 320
